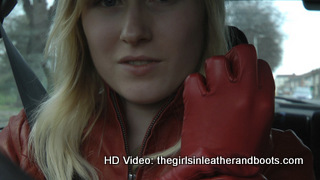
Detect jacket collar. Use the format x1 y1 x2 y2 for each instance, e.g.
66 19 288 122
103 83 184 156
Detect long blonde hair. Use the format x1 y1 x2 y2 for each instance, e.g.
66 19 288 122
28 0 227 180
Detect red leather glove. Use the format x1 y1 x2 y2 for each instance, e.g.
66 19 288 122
158 44 274 180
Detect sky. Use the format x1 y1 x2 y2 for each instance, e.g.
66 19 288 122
273 1 320 76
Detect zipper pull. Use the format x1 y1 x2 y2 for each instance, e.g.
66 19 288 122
128 173 136 180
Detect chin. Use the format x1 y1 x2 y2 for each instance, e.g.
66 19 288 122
122 89 174 106
115 81 182 105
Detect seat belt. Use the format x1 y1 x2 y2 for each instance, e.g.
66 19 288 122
0 0 48 128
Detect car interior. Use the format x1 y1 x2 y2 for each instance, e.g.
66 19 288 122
0 0 319 179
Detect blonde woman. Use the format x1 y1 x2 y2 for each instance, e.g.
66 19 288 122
0 0 315 179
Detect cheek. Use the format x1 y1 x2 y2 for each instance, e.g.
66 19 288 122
159 11 205 72
82 12 119 62
82 18 117 84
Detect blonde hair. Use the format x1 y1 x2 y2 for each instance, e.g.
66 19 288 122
200 0 228 74
28 0 227 179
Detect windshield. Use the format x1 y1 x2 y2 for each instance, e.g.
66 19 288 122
0 0 320 128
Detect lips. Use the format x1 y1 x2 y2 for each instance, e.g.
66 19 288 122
119 56 161 76
126 60 157 66
119 56 161 65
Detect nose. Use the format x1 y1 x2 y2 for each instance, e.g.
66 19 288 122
120 6 152 46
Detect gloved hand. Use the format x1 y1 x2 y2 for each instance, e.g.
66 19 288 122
158 44 274 180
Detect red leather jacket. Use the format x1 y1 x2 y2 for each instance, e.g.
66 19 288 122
0 87 315 180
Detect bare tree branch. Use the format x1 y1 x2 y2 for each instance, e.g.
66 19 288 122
22 0 33 23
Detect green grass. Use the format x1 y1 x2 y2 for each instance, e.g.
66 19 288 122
0 91 23 128
0 93 20 105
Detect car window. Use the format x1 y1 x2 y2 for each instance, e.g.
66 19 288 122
0 1 54 129
226 0 320 104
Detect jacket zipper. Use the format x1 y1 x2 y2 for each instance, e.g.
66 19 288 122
138 95 175 158
111 92 175 180
110 93 134 179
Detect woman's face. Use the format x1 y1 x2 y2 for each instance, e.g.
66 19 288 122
82 0 205 105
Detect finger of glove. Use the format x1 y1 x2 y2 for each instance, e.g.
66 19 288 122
204 55 229 93
255 59 275 143
256 59 275 122
225 44 258 86
257 59 275 92
184 73 208 97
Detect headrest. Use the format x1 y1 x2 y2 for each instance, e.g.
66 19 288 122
227 26 249 50
303 0 320 10
0 0 17 23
